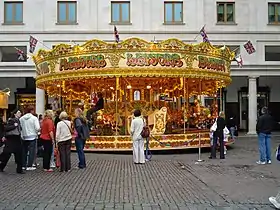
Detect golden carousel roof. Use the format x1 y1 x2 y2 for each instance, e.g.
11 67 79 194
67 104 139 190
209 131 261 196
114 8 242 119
33 37 235 89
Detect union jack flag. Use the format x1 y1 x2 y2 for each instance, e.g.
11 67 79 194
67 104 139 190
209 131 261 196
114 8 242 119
15 47 25 60
29 35 38 53
200 26 209 43
114 26 120 43
244 41 256 54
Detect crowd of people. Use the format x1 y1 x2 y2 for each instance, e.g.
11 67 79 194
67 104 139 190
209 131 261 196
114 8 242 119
0 106 90 174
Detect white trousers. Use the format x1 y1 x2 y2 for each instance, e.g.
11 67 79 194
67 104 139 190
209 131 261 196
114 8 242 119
133 139 145 164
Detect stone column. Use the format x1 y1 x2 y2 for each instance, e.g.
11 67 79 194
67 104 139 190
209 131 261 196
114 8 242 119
247 76 258 135
36 88 45 115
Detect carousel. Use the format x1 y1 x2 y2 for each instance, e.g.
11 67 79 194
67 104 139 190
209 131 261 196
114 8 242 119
33 38 235 151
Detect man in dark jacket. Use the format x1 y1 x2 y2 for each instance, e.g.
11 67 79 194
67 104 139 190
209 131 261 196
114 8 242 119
0 110 23 174
210 111 227 159
256 107 275 165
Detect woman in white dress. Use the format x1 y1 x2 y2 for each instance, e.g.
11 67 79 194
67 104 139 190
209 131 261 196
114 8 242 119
130 110 145 164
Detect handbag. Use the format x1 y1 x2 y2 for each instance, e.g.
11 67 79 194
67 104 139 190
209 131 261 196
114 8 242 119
141 118 150 138
54 147 61 168
210 119 217 132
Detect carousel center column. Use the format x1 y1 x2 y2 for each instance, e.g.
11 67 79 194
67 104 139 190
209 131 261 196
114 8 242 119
36 88 45 115
247 76 258 135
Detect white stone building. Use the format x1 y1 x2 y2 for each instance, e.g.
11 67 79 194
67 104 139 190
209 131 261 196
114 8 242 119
0 0 280 134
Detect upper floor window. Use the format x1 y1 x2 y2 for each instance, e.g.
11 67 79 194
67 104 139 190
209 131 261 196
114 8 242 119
268 3 280 24
164 2 183 24
265 46 280 61
0 46 27 62
111 2 130 24
4 1 23 24
217 2 235 23
57 1 77 24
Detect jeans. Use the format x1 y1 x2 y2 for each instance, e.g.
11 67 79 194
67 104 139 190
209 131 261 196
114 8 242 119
211 131 225 159
230 127 236 140
22 140 36 167
42 140 53 170
58 140 71 172
258 132 271 162
75 138 86 168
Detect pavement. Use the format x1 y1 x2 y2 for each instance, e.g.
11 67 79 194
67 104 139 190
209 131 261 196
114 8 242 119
0 135 280 210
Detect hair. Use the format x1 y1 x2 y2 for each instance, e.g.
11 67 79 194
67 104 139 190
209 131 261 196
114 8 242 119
39 114 43 120
134 109 141 117
44 110 54 119
261 107 268 114
25 106 34 114
56 109 62 116
10 109 21 118
219 111 225 118
59 111 68 120
97 92 103 98
75 108 86 122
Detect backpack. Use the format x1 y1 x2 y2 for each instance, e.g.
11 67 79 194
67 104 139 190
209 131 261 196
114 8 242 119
75 118 90 140
140 118 150 138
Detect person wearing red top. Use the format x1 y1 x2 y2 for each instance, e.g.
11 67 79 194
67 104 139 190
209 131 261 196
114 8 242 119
40 110 55 172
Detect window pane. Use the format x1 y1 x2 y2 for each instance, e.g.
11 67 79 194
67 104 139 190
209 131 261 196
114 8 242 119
121 3 129 22
277 5 280 22
165 3 173 22
15 3 23 22
59 3 67 22
268 4 276 22
112 3 120 22
68 3 76 22
174 3 182 22
226 4 234 22
5 3 13 22
217 4 224 22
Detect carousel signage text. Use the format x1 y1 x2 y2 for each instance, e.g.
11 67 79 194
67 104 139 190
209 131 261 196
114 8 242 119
126 53 183 67
197 56 226 72
59 55 107 71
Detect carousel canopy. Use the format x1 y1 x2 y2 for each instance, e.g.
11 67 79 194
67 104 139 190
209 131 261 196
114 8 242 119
33 38 235 100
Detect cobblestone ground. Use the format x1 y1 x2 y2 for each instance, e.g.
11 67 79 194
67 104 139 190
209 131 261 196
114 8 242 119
0 135 279 210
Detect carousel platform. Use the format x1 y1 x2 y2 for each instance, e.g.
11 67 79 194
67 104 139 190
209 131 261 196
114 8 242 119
70 130 235 152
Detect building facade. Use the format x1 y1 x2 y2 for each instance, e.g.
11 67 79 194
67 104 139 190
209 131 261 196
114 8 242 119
0 0 280 134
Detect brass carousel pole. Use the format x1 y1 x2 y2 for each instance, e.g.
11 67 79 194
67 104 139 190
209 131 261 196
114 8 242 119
186 79 189 130
115 77 119 135
183 77 186 134
219 85 223 112
124 81 127 135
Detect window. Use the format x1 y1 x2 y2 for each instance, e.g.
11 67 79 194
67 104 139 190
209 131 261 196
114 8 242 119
4 1 23 24
217 2 235 23
111 2 130 24
268 3 280 24
57 1 77 24
265 46 280 61
0 46 27 62
164 2 183 24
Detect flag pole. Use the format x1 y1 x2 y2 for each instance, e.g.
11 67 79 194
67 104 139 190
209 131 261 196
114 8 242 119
193 24 206 41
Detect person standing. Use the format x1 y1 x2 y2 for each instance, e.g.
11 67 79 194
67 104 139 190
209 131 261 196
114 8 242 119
131 109 145 164
74 108 89 169
209 111 226 159
228 116 237 140
256 107 274 165
40 110 55 172
20 106 40 171
0 110 23 174
56 111 72 172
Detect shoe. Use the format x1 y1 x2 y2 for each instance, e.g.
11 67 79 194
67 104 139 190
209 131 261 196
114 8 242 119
256 161 266 165
32 163 39 167
267 160 272 164
16 171 25 174
209 156 216 159
26 167 36 171
22 167 26 170
44 169 53 172
269 196 280 209
50 163 56 168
